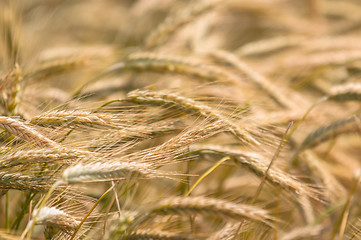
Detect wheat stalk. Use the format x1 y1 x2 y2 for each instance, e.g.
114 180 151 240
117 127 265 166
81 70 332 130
0 5 20 65
0 230 21 240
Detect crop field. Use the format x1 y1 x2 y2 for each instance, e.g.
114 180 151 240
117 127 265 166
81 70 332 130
0 0 361 239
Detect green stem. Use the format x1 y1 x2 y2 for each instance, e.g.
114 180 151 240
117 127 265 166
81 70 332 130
70 184 115 240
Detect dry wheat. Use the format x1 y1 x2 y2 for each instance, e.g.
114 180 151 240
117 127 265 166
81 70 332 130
149 196 274 226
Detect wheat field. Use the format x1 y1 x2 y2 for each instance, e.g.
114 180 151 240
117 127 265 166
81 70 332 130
0 0 361 239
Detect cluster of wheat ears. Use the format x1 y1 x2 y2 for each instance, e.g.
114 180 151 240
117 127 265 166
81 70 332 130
0 0 361 239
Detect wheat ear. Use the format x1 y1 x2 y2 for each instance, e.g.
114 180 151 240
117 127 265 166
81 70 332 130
300 151 346 202
31 206 80 234
30 110 118 128
298 115 359 152
0 148 85 170
148 196 274 227
284 50 361 68
190 144 318 199
0 172 51 192
26 55 88 81
126 90 258 145
89 120 185 150
280 224 326 240
145 0 219 48
327 83 361 102
128 229 193 240
207 223 240 240
209 49 298 109
0 116 60 147
62 162 160 184
236 35 305 57
0 64 22 116
106 52 244 86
